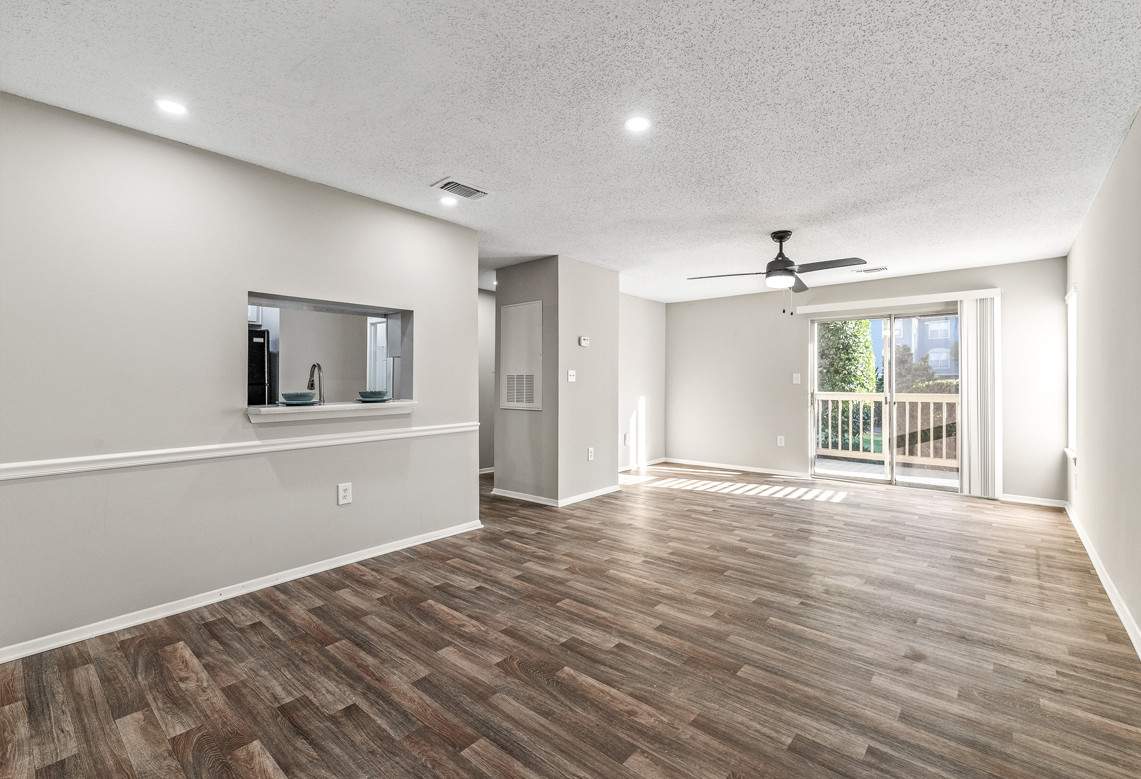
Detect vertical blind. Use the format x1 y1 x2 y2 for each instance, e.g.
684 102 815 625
959 294 1002 498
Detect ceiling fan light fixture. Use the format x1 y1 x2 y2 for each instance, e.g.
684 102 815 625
686 228 867 290
765 269 796 289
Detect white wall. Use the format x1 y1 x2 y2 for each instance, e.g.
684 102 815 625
619 294 666 469
0 94 479 651
477 290 496 470
557 258 619 500
667 257 1067 500
1067 112 1141 647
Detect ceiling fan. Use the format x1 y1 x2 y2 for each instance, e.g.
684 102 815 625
688 229 866 292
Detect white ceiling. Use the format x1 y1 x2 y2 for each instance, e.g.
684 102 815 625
2 1 1138 302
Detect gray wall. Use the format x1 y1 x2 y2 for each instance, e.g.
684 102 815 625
0 94 478 649
1067 112 1141 636
557 259 619 500
667 257 1067 500
477 290 496 470
492 256 620 501
619 294 666 468
493 256 559 500
278 308 368 402
667 292 812 473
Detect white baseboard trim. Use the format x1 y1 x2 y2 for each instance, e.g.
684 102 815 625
1000 493 1066 508
491 484 621 507
0 422 479 482
664 458 810 479
557 484 620 506
1065 504 1141 662
0 519 483 664
490 488 559 506
618 457 667 473
478 467 495 475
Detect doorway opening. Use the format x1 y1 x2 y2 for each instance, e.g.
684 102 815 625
812 312 960 490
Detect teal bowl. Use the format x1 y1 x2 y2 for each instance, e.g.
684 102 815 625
281 391 316 402
358 390 390 400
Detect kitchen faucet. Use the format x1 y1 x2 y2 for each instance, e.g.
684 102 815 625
306 362 324 405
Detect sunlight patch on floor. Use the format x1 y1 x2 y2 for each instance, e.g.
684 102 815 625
646 477 846 503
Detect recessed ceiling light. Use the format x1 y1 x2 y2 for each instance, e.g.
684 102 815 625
624 116 652 133
440 195 458 207
155 98 187 116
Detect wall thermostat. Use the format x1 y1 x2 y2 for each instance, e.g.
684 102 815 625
578 336 591 347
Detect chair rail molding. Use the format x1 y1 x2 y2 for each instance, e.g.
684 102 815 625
0 421 479 482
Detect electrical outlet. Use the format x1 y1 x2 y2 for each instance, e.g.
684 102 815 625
568 369 577 383
337 482 352 506
776 435 785 447
587 447 595 462
792 372 801 385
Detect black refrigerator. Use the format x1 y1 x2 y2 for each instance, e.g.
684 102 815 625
247 328 278 405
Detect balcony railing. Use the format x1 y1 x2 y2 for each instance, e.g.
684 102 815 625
815 391 958 466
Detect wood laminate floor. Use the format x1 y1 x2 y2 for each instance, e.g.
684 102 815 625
2 465 1139 777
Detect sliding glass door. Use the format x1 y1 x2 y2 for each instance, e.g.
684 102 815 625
891 314 960 489
813 318 891 482
813 313 961 490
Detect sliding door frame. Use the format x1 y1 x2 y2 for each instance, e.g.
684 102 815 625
811 312 961 491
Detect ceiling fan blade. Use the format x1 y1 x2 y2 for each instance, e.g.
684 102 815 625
792 274 808 293
796 257 866 273
687 272 765 280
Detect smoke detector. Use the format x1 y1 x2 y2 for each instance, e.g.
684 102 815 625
430 178 488 200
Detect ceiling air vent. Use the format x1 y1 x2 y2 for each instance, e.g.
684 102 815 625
854 266 888 274
432 178 488 200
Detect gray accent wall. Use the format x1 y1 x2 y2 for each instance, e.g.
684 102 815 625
557 259 619 500
492 256 620 501
666 257 1067 501
1067 111 1141 639
619 294 667 468
477 290 496 470
493 257 560 500
0 94 479 649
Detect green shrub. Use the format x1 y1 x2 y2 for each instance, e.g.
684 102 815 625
818 320 877 393
817 320 877 451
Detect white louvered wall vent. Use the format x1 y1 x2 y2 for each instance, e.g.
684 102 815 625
504 374 536 406
500 300 542 410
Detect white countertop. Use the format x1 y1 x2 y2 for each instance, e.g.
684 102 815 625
246 399 417 424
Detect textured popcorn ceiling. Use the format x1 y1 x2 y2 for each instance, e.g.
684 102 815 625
2 1 1138 302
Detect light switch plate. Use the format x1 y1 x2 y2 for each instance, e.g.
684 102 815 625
337 482 353 506
776 436 786 447
587 447 595 461
578 336 591 347
792 372 801 385
568 369 577 383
